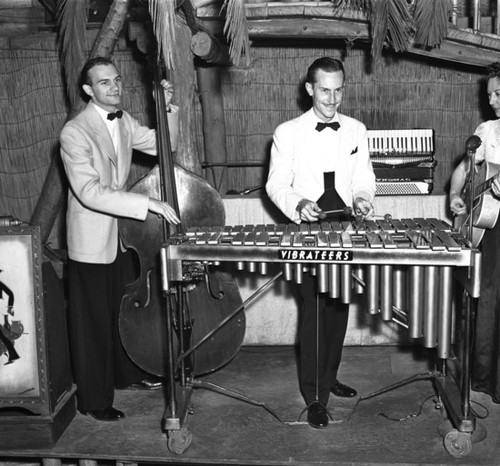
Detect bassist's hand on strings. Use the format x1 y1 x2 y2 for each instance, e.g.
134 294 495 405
152 79 174 109
160 79 174 110
148 198 181 224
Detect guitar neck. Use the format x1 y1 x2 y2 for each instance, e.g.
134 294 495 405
474 172 496 199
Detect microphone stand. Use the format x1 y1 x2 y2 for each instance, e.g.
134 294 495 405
465 135 481 249
462 136 478 420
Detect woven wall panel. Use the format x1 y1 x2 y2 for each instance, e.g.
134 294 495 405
217 45 486 196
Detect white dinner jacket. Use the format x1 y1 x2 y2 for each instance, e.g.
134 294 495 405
266 108 376 222
60 102 178 264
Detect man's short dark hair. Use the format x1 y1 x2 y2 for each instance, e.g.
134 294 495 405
79 56 116 88
487 62 500 80
306 57 345 85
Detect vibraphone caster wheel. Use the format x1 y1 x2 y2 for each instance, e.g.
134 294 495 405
443 429 472 458
167 426 193 455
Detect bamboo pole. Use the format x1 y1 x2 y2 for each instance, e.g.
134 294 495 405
196 65 228 193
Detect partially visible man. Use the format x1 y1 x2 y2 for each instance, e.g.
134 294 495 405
60 56 180 422
266 57 376 429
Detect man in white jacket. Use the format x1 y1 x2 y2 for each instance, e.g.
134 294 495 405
60 57 180 422
266 57 376 429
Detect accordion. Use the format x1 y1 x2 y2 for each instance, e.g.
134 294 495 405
367 129 435 195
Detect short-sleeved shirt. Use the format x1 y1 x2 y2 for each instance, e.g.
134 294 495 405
475 119 500 164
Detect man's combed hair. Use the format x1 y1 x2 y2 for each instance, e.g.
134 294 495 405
487 62 500 79
79 56 116 88
306 57 345 84
78 56 117 102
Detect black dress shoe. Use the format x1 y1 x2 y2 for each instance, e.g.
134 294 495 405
127 378 164 390
331 381 357 398
307 401 329 429
81 407 125 422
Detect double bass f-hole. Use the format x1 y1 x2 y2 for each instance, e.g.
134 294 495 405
133 269 153 308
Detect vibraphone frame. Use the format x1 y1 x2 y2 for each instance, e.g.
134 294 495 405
159 218 482 456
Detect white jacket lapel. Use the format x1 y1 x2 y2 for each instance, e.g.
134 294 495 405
85 105 117 167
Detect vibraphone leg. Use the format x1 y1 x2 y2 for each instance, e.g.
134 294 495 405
162 284 194 455
434 290 486 458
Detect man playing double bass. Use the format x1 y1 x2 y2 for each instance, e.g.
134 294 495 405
60 57 180 422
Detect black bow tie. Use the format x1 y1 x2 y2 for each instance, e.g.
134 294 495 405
107 110 123 121
316 121 340 132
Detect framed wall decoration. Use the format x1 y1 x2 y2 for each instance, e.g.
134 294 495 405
0 225 76 448
0 225 42 400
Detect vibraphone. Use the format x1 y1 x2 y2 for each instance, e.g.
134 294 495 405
160 217 482 455
162 217 480 358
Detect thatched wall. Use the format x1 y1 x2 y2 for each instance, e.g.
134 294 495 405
214 43 488 197
0 31 492 249
0 35 66 242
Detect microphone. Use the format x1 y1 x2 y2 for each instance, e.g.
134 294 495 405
465 135 481 155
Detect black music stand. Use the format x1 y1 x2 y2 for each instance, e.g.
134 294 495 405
359 136 486 458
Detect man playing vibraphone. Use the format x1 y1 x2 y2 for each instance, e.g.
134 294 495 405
266 57 376 429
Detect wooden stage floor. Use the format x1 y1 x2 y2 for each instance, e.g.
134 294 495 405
1 345 499 465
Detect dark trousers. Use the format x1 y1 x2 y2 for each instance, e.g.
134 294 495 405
67 249 147 412
471 218 500 402
299 170 350 406
298 274 349 405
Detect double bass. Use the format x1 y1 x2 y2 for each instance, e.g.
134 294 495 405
118 59 245 379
